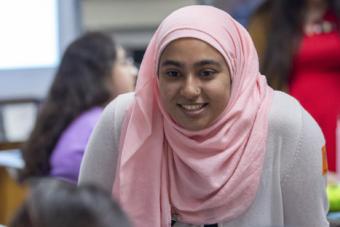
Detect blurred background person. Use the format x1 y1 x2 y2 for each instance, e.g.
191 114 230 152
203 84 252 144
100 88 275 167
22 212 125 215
9 179 132 227
248 0 340 172
19 32 136 184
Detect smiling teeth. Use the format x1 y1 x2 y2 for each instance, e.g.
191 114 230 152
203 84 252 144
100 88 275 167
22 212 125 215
181 104 204 110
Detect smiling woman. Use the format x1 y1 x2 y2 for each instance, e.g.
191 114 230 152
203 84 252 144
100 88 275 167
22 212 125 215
158 38 231 131
79 5 329 227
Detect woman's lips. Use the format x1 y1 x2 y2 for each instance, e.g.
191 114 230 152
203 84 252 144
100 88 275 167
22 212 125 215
177 103 208 117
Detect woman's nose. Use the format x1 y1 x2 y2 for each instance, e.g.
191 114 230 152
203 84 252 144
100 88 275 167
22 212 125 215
180 75 201 99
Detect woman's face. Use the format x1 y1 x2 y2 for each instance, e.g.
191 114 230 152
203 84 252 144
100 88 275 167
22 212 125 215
111 46 137 97
158 38 231 131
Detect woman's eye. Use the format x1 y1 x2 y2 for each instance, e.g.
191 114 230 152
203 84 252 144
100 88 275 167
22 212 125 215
199 69 216 78
165 70 180 78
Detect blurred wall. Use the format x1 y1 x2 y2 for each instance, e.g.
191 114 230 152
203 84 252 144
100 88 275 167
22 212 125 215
81 0 197 49
0 0 81 100
80 0 264 52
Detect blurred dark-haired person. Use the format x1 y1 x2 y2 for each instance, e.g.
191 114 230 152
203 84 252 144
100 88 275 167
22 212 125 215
20 32 136 183
9 179 132 227
248 0 340 172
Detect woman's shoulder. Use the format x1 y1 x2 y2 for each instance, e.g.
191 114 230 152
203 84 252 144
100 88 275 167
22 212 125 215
99 92 135 130
269 91 303 134
269 91 323 134
112 92 135 105
268 91 325 180
105 92 135 114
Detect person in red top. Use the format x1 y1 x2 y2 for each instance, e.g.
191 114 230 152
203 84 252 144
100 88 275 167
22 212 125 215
248 0 340 172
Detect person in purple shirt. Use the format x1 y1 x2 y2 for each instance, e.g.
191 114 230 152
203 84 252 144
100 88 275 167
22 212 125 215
19 32 136 183
49 107 103 182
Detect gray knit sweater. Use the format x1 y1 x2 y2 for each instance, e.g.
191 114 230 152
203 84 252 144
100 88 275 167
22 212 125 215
79 91 329 227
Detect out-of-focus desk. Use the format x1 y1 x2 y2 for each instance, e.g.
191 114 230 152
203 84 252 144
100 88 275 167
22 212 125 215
0 142 22 151
0 144 27 226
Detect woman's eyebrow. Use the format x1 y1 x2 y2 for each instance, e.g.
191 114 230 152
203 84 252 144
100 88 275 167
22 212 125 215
194 60 220 67
161 59 221 68
160 60 183 67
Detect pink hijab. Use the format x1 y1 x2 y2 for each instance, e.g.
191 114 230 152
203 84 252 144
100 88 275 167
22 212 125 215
113 5 273 226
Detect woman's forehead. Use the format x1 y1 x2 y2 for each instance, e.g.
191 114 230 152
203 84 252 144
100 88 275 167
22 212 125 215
158 38 230 70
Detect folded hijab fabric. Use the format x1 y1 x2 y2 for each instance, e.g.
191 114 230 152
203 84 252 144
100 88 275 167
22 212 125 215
113 5 273 227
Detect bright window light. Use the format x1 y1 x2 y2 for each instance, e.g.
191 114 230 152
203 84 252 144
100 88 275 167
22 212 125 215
0 0 58 70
